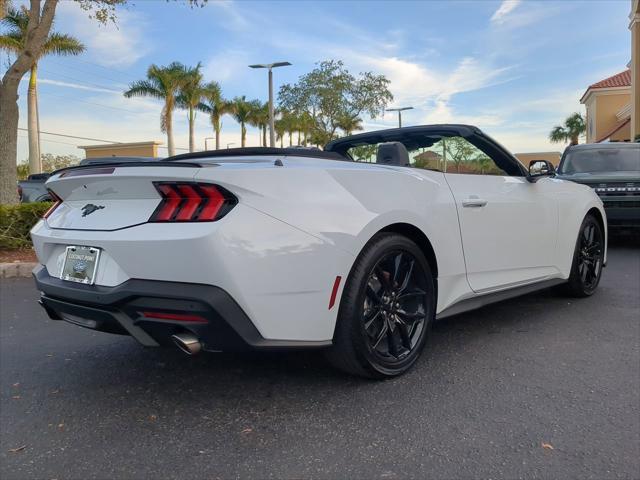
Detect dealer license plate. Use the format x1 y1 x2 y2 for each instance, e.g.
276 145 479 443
60 246 101 284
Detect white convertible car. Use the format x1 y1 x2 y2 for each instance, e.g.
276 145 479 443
31 125 607 378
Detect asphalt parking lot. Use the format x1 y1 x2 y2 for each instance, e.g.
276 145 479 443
1 238 639 480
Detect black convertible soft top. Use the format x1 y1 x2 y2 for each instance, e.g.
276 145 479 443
166 147 348 162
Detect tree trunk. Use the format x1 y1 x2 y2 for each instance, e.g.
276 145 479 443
570 135 579 146
0 78 20 204
28 64 41 174
0 0 59 204
166 112 175 156
241 123 246 147
262 126 267 147
288 132 293 146
297 130 301 146
215 126 220 150
188 107 195 152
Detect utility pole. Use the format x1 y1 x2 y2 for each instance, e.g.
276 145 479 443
249 62 292 147
386 106 414 128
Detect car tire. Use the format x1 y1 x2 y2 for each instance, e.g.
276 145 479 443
326 233 435 379
564 214 605 297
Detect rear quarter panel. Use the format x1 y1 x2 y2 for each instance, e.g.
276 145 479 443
195 160 470 313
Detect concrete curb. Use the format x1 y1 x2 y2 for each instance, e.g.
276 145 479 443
0 262 38 279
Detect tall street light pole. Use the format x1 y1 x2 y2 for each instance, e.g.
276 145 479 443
386 106 414 128
249 62 292 147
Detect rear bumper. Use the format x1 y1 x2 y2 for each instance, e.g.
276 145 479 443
34 265 331 351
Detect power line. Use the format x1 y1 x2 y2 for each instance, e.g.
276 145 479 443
18 128 122 144
18 127 190 152
17 133 78 147
37 90 152 115
46 58 135 84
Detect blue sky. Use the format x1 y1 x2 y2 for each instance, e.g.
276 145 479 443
7 0 632 160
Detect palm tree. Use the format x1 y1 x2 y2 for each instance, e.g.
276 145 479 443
298 111 315 146
250 102 269 147
0 7 84 173
200 81 232 150
231 96 260 147
549 113 586 146
336 114 363 136
124 62 187 157
177 63 204 153
274 118 286 148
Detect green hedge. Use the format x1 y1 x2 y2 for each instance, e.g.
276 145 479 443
0 203 51 249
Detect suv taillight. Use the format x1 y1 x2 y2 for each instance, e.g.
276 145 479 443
149 182 237 222
42 190 62 219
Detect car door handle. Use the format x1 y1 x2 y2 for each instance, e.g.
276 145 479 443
462 198 488 208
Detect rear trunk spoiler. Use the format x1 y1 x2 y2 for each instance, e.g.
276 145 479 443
51 161 203 177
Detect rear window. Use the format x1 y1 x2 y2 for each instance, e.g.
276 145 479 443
559 147 640 174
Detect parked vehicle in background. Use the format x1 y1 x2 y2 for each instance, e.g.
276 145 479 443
556 143 640 230
18 173 51 202
30 125 607 378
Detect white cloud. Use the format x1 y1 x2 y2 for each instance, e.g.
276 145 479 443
491 0 521 24
58 2 150 67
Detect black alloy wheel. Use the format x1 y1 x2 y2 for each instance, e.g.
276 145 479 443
565 214 604 297
363 250 428 362
327 233 435 378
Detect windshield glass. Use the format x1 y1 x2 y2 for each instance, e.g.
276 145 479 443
560 147 640 174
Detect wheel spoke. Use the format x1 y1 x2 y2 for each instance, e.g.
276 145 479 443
386 326 399 357
397 288 426 301
580 262 588 283
372 321 388 349
397 309 426 323
366 283 382 304
398 322 412 350
587 224 595 245
364 309 381 331
392 252 404 286
374 265 392 293
398 260 415 294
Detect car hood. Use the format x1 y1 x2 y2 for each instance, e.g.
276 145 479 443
556 171 640 184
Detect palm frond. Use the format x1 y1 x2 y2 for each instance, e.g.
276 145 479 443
0 32 22 53
1 7 28 34
123 80 163 100
42 33 85 56
549 126 568 143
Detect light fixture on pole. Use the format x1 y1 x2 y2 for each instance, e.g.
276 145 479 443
249 62 292 147
386 106 414 128
204 137 214 151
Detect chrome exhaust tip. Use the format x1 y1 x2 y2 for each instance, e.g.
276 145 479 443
171 333 202 355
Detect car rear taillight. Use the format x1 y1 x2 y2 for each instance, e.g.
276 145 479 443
42 190 62 219
149 182 237 222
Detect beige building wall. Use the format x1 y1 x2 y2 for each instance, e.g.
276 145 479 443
595 92 631 141
79 141 163 159
514 152 562 167
631 0 640 140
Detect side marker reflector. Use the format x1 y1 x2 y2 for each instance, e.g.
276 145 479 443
328 276 342 310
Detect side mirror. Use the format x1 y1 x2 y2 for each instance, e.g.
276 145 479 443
528 160 555 182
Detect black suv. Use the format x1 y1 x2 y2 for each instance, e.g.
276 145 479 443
556 143 639 230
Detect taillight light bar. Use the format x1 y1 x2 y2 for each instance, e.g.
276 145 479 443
149 182 237 222
42 190 63 219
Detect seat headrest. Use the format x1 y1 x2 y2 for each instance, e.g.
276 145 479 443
376 142 410 167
